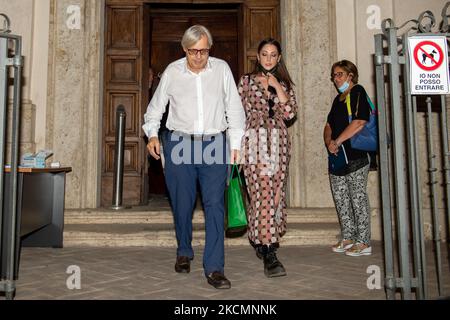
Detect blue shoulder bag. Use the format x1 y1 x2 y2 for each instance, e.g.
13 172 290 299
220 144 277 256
346 93 378 152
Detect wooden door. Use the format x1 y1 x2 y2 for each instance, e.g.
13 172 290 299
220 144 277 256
243 0 280 73
103 3 148 206
102 0 279 207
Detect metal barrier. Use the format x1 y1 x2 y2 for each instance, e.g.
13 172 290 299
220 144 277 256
0 13 23 300
375 2 450 299
111 105 128 210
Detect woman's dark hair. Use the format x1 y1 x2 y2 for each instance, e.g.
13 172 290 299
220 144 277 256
252 38 295 90
330 60 359 84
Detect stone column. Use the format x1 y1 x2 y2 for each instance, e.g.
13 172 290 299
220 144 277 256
280 0 337 207
47 0 103 208
0 0 36 159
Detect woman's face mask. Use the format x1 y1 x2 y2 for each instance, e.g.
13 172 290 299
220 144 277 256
338 81 350 93
258 63 278 75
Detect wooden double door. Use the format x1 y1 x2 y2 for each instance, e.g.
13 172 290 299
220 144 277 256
102 0 280 206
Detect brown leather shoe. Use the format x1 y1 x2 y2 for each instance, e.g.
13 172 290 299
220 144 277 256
175 256 191 273
206 271 231 289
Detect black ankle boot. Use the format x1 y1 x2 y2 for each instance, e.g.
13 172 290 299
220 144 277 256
255 245 263 260
257 245 287 278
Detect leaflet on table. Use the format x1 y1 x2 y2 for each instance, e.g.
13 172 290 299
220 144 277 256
20 150 53 168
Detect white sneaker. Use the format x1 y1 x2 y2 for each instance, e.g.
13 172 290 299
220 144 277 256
331 240 354 253
345 243 372 256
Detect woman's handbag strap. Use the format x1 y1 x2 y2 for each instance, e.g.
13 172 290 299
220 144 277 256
229 164 243 186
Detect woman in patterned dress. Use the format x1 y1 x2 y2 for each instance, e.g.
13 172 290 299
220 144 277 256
237 38 297 277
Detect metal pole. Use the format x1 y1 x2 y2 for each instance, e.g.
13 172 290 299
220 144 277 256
387 27 412 299
0 36 8 277
375 33 396 300
441 95 450 268
412 95 428 299
402 33 424 299
5 36 21 300
111 105 127 210
425 97 443 296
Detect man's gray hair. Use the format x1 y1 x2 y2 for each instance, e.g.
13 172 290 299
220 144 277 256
181 25 213 49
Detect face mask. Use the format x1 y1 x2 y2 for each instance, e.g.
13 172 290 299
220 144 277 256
338 81 350 93
257 62 278 75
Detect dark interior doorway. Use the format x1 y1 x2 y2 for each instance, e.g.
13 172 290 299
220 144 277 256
146 3 243 198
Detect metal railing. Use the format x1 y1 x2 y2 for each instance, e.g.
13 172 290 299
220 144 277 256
375 2 450 300
0 13 23 300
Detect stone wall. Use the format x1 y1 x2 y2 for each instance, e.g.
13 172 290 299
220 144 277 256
46 0 103 208
281 0 337 208
0 0 36 158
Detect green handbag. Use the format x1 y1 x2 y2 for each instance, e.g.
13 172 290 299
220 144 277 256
225 164 247 230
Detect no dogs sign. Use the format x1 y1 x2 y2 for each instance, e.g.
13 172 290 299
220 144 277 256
408 36 449 95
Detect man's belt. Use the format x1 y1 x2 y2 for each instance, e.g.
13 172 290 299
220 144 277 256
169 130 225 141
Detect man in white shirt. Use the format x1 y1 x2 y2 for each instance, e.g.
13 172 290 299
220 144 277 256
142 25 245 289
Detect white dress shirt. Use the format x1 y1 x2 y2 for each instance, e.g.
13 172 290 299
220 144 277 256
142 57 245 150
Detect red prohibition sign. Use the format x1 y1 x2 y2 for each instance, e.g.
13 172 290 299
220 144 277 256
413 40 444 71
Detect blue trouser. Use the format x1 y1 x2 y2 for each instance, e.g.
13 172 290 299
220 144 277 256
163 130 228 276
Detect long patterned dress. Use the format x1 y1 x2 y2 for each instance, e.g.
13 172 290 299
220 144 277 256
238 74 298 245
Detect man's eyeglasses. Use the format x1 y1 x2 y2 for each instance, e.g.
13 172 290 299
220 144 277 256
268 85 277 118
331 71 345 80
187 48 210 56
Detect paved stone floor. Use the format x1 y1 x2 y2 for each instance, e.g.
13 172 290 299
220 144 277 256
7 241 450 300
